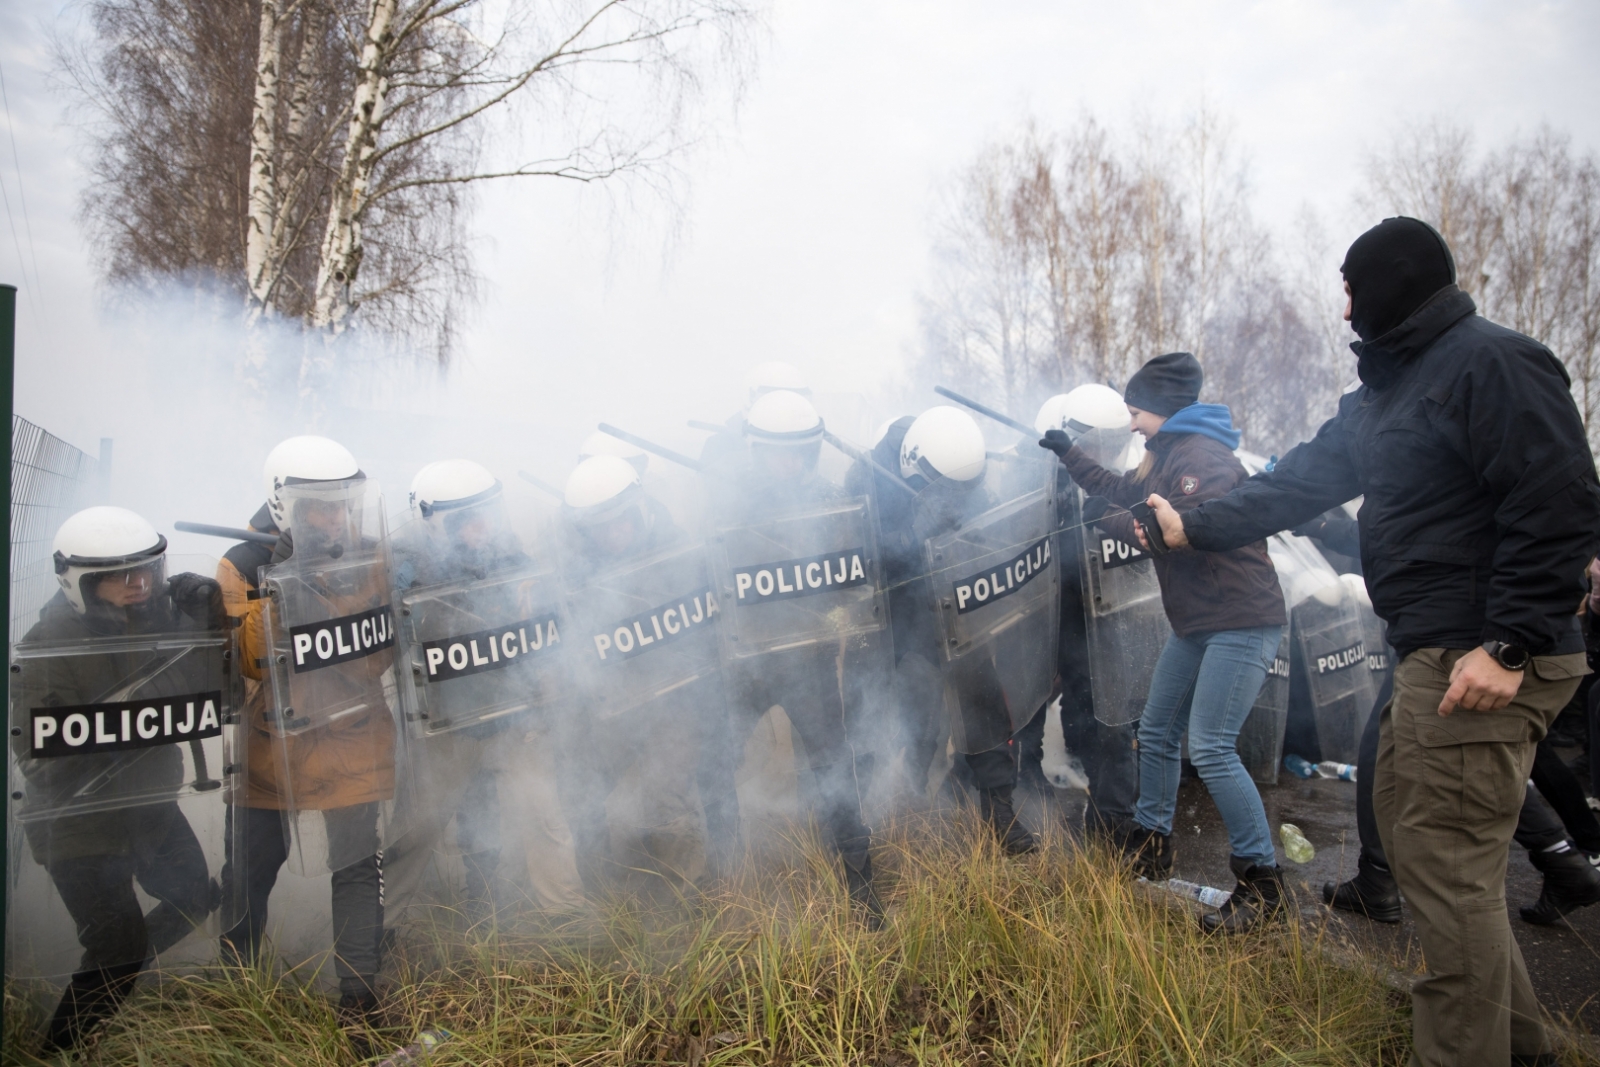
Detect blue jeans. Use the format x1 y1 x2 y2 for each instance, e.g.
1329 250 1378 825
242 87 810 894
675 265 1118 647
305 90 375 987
1134 625 1283 866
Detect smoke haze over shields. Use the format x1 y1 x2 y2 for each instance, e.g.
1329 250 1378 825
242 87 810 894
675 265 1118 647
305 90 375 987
1 0 1599 550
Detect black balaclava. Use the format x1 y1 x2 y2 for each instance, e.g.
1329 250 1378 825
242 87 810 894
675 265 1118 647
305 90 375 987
1123 352 1203 416
1340 217 1456 342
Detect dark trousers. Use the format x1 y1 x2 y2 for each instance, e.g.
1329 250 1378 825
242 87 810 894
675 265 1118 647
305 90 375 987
220 804 384 995
40 803 213 1049
1354 675 1599 870
724 649 874 860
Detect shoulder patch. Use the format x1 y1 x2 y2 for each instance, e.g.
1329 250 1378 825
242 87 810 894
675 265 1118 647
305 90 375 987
1180 475 1199 495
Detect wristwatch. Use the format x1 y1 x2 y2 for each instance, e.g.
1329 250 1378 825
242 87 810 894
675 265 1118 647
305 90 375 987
1482 640 1531 671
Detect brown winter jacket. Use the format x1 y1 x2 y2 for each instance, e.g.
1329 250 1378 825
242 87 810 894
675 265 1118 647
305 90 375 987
219 522 397 812
1062 431 1286 638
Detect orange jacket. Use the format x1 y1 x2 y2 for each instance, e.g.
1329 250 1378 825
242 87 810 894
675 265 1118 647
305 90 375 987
219 539 397 812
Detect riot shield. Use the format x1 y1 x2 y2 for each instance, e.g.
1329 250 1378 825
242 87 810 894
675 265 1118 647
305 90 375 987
398 567 567 738
259 489 401 875
564 540 722 719
1236 633 1291 785
925 486 1060 754
710 498 886 659
1267 533 1375 766
7 627 233 983
1347 573 1392 748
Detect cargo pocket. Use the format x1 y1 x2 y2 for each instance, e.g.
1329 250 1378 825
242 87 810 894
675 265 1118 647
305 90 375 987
1413 711 1530 825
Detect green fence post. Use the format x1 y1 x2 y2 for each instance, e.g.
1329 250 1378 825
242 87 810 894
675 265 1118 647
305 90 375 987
1 283 16 1048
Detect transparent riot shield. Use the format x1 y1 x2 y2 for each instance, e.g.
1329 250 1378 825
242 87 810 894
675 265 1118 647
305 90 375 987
926 486 1060 754
1348 573 1392 746
564 540 722 719
259 484 401 875
1236 633 1291 785
7 626 233 984
1267 533 1375 766
398 568 567 738
710 498 886 659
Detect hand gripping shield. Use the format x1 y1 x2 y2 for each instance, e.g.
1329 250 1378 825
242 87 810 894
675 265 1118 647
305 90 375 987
7 613 234 982
565 540 722 720
258 481 402 874
1069 429 1172 727
398 567 566 739
1269 533 1375 766
925 486 1060 754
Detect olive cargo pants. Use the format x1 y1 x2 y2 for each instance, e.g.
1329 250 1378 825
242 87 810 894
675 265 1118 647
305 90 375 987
1374 648 1587 1067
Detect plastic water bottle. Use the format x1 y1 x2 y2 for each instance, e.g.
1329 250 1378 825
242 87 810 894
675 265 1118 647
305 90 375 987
1280 823 1315 864
375 1030 452 1067
1136 876 1233 908
1315 760 1357 782
1283 754 1316 779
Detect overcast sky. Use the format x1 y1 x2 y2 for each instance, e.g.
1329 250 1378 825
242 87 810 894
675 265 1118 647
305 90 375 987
2 0 1600 532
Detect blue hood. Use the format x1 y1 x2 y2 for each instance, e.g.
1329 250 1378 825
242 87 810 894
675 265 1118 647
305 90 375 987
1157 403 1241 450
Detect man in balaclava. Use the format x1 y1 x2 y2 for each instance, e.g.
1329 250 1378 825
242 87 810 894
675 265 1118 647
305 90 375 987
1140 216 1600 1067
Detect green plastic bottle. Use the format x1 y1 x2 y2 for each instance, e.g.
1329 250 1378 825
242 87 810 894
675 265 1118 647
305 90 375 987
1280 823 1315 864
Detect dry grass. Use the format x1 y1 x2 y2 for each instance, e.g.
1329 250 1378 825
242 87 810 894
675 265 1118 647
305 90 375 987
6 808 1591 1066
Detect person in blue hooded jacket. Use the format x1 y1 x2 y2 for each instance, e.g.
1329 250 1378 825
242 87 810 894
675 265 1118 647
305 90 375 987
1040 352 1289 934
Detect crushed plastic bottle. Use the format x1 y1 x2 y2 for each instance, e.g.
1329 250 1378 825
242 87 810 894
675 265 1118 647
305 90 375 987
1283 754 1316 779
1136 877 1233 909
375 1029 453 1067
1316 760 1357 782
1280 823 1315 864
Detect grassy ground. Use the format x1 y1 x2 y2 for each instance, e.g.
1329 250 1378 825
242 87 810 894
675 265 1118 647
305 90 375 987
6 809 1592 1066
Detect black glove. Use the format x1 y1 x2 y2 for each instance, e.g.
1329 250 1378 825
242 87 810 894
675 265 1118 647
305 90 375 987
1038 429 1074 459
1290 517 1329 541
169 573 226 629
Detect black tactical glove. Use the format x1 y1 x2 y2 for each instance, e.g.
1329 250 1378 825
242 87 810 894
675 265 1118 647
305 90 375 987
169 573 226 629
1080 495 1114 524
1290 517 1329 541
1038 429 1075 459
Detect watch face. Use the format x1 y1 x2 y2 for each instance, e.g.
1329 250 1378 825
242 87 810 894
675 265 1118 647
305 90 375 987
1497 644 1530 670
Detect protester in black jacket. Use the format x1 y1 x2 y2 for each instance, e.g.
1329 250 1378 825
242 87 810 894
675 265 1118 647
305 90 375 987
1147 217 1600 1067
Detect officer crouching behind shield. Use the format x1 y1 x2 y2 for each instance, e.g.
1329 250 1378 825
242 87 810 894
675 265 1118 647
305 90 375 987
381 460 584 927
1040 352 1290 934
11 508 225 1053
706 390 889 925
218 436 396 1030
553 455 741 897
877 406 1047 855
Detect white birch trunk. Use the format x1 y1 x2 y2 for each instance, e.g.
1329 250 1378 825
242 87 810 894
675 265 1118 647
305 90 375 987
310 0 396 336
244 0 283 326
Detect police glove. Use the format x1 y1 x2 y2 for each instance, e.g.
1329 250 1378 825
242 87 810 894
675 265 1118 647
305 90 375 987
1038 429 1075 459
169 573 226 629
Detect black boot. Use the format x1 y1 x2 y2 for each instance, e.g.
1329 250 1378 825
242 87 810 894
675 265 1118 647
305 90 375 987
337 981 381 1060
1113 820 1172 880
1201 855 1288 935
979 786 1039 855
837 842 885 930
1321 855 1402 923
40 960 146 1054
1519 845 1600 925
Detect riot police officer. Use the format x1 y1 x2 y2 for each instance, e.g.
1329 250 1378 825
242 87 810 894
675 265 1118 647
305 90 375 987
12 507 224 1052
878 406 1050 854
218 436 395 1029
384 460 584 926
707 390 890 922
555 455 740 895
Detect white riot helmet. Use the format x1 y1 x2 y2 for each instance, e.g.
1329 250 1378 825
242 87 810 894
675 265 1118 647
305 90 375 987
410 459 501 518
744 361 810 402
744 389 824 479
563 455 644 526
1034 383 1129 435
53 506 168 615
262 435 363 531
900 406 987 484
578 431 648 477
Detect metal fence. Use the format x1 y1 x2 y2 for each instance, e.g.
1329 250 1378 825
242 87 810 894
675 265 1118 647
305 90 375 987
11 417 100 639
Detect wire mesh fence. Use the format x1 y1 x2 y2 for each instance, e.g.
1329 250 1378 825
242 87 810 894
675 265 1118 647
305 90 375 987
11 417 101 639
